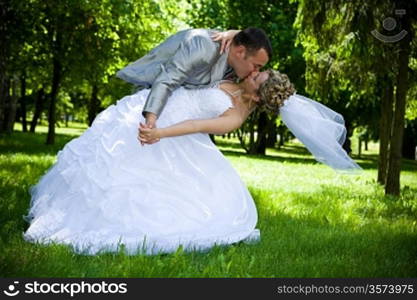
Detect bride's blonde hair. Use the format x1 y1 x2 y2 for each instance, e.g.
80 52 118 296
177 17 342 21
257 70 296 112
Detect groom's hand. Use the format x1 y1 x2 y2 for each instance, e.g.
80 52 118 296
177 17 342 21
138 124 160 145
145 112 157 129
138 123 161 145
138 112 160 145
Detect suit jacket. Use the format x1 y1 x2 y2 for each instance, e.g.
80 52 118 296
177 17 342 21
116 28 234 118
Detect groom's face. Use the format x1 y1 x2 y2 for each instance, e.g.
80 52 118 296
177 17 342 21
233 46 269 79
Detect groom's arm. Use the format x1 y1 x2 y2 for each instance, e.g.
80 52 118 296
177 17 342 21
142 32 219 120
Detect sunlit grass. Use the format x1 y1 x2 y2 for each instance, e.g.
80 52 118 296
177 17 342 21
0 124 416 277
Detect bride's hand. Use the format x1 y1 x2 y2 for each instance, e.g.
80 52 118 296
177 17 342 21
138 123 161 145
211 30 241 54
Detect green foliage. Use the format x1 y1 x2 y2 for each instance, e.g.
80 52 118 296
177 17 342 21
406 57 417 120
293 0 417 138
3 0 185 134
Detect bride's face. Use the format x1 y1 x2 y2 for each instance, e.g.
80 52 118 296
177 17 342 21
242 71 269 98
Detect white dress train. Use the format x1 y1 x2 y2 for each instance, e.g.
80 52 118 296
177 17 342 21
23 87 259 255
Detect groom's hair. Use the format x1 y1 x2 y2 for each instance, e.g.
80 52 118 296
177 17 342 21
232 27 272 59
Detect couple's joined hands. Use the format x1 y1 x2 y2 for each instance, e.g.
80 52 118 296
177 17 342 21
138 112 160 145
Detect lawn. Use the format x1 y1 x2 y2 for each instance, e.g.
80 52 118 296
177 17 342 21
1 123 416 277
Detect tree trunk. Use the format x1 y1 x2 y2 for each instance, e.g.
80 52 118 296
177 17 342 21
358 138 361 158
249 120 255 150
385 17 411 196
65 113 69 127
364 134 368 151
254 111 268 155
46 57 62 145
0 0 9 134
20 76 27 132
342 120 353 155
377 78 394 185
88 84 100 126
402 119 417 159
0 80 5 132
266 122 277 147
3 77 18 133
30 88 45 133
0 78 9 133
242 115 256 154
277 124 286 149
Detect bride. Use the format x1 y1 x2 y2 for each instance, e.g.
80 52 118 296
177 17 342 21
23 69 361 255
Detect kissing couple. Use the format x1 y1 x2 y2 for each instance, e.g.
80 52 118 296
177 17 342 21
23 28 361 255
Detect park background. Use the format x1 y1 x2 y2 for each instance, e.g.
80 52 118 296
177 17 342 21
0 0 416 277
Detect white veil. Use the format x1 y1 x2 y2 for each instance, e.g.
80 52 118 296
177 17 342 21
279 94 362 174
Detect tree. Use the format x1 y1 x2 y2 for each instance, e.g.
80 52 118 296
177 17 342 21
385 0 414 195
0 0 28 134
2 0 183 142
293 0 416 196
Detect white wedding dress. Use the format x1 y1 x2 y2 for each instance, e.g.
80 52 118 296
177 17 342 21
23 87 259 255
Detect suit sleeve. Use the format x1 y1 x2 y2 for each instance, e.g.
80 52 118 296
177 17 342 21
142 34 218 118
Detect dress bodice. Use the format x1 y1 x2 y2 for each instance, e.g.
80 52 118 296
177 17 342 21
188 87 235 119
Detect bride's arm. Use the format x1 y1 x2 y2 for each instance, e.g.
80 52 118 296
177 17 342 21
138 109 244 142
211 30 241 54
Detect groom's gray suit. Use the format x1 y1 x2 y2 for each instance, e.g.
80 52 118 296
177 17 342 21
116 29 235 118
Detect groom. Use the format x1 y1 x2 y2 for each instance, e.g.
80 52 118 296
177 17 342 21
116 28 272 144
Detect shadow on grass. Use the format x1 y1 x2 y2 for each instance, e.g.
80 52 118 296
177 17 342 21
220 148 381 170
0 131 76 155
3 131 417 173
217 139 417 172
216 139 311 155
249 181 417 220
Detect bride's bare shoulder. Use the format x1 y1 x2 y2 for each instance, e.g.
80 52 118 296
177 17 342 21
219 81 239 91
218 82 241 100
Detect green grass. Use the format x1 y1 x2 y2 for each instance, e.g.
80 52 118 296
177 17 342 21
1 123 416 277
